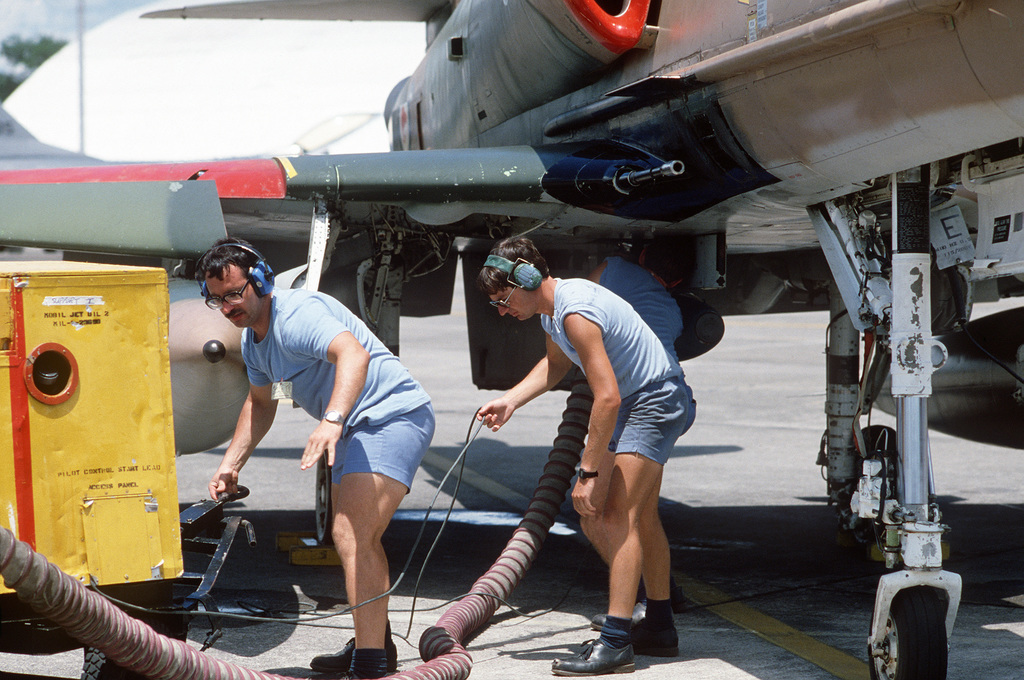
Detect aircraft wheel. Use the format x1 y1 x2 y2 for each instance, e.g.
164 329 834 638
868 587 947 680
315 455 334 545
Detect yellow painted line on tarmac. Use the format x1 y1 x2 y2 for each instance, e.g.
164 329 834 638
675 572 869 680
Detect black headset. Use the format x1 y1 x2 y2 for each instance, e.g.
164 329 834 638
484 255 543 291
199 242 275 298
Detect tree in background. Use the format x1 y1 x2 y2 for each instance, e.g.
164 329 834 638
1 35 67 101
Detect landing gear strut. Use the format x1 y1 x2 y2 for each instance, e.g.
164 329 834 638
812 166 961 680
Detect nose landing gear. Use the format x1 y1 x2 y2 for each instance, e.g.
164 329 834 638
812 166 962 680
868 581 958 680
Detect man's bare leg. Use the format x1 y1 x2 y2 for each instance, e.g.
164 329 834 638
637 465 670 602
332 472 407 650
600 454 664 619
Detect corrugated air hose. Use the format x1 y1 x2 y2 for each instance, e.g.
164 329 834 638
0 377 593 680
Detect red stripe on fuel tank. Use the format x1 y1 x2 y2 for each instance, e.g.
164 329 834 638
0 158 288 200
564 0 651 54
8 282 35 549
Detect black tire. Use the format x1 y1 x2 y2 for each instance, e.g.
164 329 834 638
82 647 145 680
81 599 187 680
315 455 334 545
868 587 948 680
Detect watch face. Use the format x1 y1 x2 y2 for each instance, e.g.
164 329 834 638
325 411 342 424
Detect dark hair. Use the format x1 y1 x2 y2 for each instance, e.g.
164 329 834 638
475 236 550 295
196 237 260 282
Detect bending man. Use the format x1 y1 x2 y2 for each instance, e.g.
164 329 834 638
476 237 694 676
198 238 434 679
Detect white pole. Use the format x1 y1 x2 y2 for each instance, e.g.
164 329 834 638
77 0 85 154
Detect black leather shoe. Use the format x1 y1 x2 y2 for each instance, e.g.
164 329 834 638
590 602 646 632
552 639 635 676
631 624 678 657
310 629 398 675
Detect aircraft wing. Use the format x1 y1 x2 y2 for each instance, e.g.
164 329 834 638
0 143 735 259
142 0 451 21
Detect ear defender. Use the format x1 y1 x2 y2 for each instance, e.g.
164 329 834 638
246 254 275 297
199 242 275 298
484 255 542 291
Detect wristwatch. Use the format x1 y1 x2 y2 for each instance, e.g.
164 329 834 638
323 410 344 425
578 468 599 480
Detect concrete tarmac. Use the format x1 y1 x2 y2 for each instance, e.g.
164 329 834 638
4 278 1024 680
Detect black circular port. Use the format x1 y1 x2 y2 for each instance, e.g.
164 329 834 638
24 343 79 405
33 350 73 395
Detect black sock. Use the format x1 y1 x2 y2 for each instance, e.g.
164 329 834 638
599 615 632 649
350 648 387 678
644 597 673 631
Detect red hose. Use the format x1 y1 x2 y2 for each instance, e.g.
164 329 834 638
417 378 592 676
0 379 593 680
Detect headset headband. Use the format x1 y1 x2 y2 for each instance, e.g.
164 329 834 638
216 242 264 262
484 254 542 291
200 241 275 298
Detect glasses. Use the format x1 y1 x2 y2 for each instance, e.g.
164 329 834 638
489 287 516 309
205 279 250 309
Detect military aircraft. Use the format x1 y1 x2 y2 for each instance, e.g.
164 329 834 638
4 0 1024 677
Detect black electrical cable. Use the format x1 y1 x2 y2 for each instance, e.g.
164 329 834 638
90 415 485 629
89 410 585 639
960 323 1024 385
942 266 1023 383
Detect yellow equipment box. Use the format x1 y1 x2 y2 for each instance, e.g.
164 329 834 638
0 261 182 591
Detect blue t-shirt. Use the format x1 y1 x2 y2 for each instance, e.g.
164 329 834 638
241 288 431 428
540 279 682 399
598 256 684 362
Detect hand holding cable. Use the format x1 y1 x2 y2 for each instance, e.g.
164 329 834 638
476 397 516 431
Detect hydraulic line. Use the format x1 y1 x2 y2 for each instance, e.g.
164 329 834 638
0 378 593 680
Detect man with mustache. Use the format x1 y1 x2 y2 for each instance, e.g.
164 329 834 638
197 238 434 679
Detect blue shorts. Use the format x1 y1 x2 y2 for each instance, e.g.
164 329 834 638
331 403 435 489
609 377 695 465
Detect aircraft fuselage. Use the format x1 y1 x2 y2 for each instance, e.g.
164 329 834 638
390 0 1024 248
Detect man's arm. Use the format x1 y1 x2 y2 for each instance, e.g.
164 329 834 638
476 334 574 431
563 312 621 517
210 382 278 499
300 331 370 471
